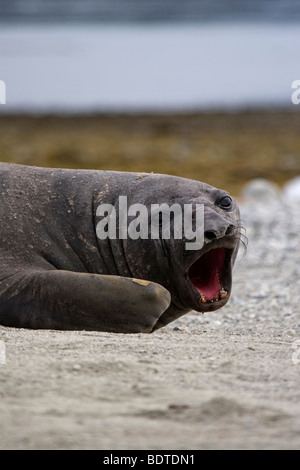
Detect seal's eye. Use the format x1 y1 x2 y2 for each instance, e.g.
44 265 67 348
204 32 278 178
216 195 233 211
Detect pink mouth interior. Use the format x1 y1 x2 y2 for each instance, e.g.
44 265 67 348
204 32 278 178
188 247 227 301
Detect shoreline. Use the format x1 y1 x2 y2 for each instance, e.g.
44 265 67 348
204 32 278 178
1 109 299 197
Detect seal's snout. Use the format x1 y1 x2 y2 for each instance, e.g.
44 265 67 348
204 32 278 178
203 199 238 244
204 223 236 242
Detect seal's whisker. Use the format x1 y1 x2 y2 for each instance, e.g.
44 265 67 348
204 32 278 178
234 219 248 258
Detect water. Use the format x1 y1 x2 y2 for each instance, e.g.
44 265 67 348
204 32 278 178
1 1 300 112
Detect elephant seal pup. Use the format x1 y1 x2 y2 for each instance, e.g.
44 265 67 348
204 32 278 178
0 163 241 333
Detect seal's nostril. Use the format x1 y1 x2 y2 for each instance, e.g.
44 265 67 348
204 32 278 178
204 231 217 240
225 224 235 236
205 224 235 241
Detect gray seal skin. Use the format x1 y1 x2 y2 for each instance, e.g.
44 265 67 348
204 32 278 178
0 163 241 333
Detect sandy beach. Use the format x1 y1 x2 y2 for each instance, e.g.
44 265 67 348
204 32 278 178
0 111 299 450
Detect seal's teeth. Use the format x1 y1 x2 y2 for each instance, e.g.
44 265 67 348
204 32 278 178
201 291 227 304
220 289 228 299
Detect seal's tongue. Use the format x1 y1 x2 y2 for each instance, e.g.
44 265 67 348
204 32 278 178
188 247 226 302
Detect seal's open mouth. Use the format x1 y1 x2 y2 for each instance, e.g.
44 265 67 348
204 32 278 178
188 247 232 306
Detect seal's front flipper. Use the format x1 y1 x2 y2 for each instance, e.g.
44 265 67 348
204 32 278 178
0 270 171 333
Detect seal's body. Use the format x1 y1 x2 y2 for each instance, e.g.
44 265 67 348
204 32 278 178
0 163 241 333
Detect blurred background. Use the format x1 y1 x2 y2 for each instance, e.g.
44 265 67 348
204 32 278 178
0 0 300 195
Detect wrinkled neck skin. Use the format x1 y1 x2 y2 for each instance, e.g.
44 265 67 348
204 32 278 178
93 172 241 326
